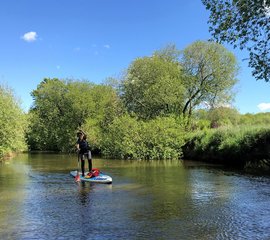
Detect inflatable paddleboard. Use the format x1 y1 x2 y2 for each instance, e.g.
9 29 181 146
70 171 112 184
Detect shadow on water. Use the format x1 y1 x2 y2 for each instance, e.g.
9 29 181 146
0 153 269 239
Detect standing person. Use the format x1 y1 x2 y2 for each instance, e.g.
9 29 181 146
76 131 92 177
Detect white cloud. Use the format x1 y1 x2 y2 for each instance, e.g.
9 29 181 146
257 103 270 111
22 31 38 42
104 44 110 49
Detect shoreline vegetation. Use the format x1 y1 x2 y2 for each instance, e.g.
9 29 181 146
183 126 270 173
3 125 270 173
1 42 269 173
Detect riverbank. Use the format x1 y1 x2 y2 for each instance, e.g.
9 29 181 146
0 152 17 161
2 125 270 174
182 125 270 173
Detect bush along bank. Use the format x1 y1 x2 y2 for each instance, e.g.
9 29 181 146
0 85 27 159
182 126 270 171
101 115 186 160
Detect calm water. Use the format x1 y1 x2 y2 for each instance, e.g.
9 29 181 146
0 153 269 240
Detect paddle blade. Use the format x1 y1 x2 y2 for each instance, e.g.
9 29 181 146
75 171 80 182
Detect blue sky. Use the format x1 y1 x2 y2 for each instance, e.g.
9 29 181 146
0 0 269 113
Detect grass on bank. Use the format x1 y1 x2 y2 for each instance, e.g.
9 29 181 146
183 125 270 169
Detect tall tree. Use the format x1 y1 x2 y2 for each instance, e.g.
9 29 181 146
121 45 185 119
181 41 238 117
27 78 122 151
0 84 27 157
202 0 270 81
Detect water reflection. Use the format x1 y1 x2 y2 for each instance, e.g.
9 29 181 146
0 154 269 239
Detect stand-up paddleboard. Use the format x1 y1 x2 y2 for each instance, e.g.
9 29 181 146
70 171 112 184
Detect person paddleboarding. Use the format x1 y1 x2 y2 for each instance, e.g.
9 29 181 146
75 130 92 180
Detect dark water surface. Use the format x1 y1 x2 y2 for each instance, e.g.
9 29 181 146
0 153 269 240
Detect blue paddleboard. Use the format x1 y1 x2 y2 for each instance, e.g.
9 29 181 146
70 171 112 184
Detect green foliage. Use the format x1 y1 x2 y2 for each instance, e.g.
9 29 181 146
239 112 270 126
0 85 27 157
121 42 238 121
193 109 270 130
139 117 185 160
202 0 270 81
81 118 102 152
121 45 185 120
183 126 270 167
101 115 185 160
20 43 269 164
207 107 240 127
101 115 140 159
27 78 123 152
193 119 211 130
28 78 73 151
181 41 239 117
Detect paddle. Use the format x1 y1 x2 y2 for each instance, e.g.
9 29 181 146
75 154 81 182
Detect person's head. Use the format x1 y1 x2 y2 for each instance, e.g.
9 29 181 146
77 131 84 140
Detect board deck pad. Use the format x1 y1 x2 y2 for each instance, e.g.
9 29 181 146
70 171 112 184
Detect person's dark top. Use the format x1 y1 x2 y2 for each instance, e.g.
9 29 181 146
77 139 90 154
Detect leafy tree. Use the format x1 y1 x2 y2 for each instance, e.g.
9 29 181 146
81 84 124 151
27 78 122 152
0 84 27 157
121 45 185 119
28 78 75 151
202 0 270 81
207 106 240 127
154 44 181 62
181 41 238 118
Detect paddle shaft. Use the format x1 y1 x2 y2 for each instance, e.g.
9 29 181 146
75 153 81 182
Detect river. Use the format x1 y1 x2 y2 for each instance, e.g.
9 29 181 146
0 153 269 240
